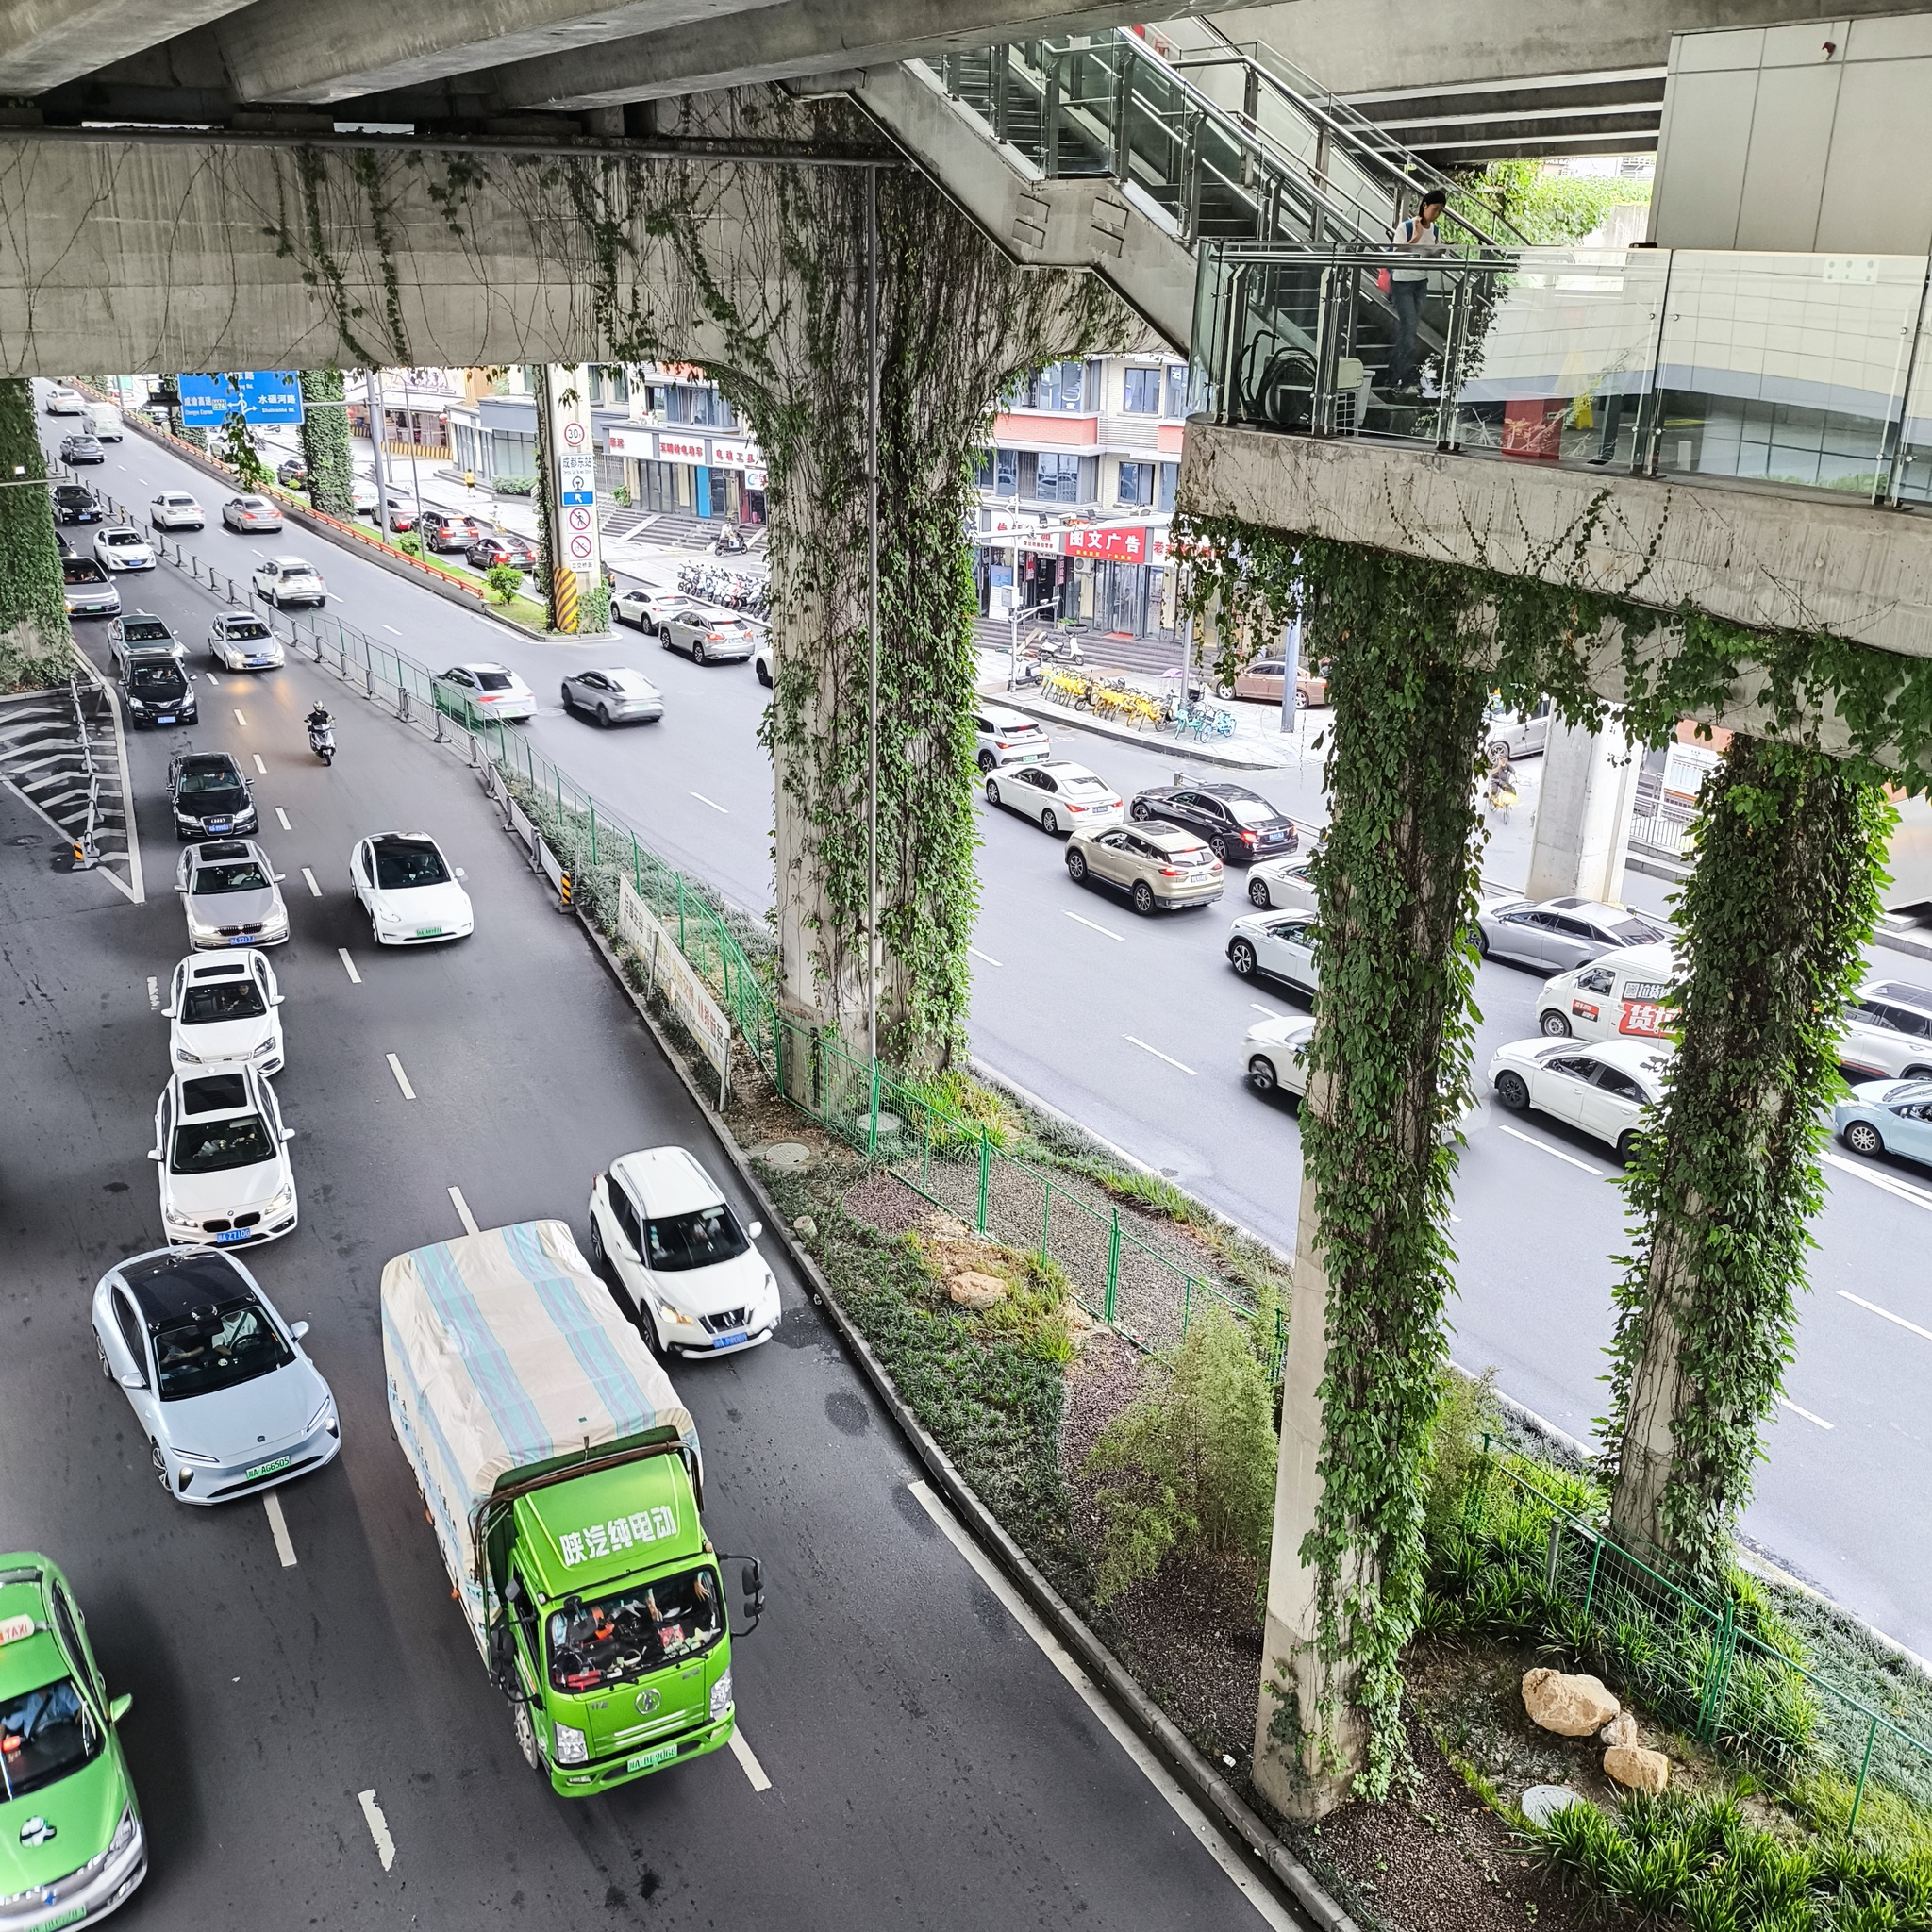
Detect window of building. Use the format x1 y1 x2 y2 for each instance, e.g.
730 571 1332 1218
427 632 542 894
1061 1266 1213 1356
1017 361 1087 412
1117 461 1154 506
1158 461 1178 511
1036 452 1082 502
1122 368 1161 414
974 449 1020 496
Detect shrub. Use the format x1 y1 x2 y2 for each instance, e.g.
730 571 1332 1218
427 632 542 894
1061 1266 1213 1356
578 578 612 635
396 534 422 558
1423 1366 1497 1536
492 475 536 495
1084 1300 1278 1603
485 562 523 606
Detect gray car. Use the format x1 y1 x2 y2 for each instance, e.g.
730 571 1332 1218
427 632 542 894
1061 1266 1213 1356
659 608 757 663
91 1246 339 1507
208 610 286 671
1485 698 1552 760
108 611 182 674
560 665 665 726
174 838 291 950
1476 894 1669 974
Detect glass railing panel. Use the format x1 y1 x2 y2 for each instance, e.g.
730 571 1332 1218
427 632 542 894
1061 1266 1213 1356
1889 279 1932 504
1047 43 1122 178
1650 252 1925 496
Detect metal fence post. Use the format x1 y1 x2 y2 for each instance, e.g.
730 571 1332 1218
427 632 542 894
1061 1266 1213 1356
676 875 688 951
866 1057 880 1158
1040 1177 1052 1264
1105 1208 1120 1324
1850 1715 1878 1835
1582 1534 1605 1619
588 799 598 867
976 1128 991 1234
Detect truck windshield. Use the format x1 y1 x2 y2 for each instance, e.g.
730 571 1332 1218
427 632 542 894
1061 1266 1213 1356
546 1564 723 1693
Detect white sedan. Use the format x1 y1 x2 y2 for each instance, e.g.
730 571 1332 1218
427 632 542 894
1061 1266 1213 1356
350 831 474 945
44 384 87 414
1488 1036 1674 1160
165 951 285 1074
208 611 286 671
1244 852 1319 912
94 526 156 572
149 1064 298 1249
588 1146 779 1358
150 491 206 531
433 662 535 725
984 760 1123 834
92 1246 338 1506
1241 1014 1316 1099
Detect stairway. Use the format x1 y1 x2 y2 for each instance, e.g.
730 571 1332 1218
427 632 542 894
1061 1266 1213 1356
0 663 141 901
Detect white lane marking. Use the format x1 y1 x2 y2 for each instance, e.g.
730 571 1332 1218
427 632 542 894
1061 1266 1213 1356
233 708 248 726
275 807 292 831
691 791 728 814
728 1725 773 1793
1778 1396 1834 1430
338 948 361 984
448 1186 479 1235
252 754 267 774
969 946 1003 968
1062 909 1124 942
146 976 160 1011
382 624 403 636
387 1052 416 1100
1124 1034 1197 1076
1249 1003 1279 1016
264 1492 297 1566
357 1790 396 1871
907 1482 1299 1931
301 867 321 897
1839 1289 1932 1344
1822 1148 1932 1214
1496 1123 1604 1177
206 675 222 690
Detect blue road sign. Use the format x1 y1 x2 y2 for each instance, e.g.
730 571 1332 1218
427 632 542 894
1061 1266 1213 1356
176 372 306 427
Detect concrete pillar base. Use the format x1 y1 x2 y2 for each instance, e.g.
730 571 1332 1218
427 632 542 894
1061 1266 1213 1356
1525 718 1640 905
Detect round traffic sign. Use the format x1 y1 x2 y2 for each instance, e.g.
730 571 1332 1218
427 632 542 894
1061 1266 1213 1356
569 534 593 560
567 507 591 532
562 422 586 447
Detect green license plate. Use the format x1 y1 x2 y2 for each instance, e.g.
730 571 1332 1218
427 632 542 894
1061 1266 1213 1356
624 1743 679 1775
414 926 442 937
245 1455 291 1482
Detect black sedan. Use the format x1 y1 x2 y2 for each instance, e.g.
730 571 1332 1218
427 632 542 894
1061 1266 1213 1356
59 433 105 464
168 750 258 841
1129 783 1297 865
52 482 104 524
465 531 536 572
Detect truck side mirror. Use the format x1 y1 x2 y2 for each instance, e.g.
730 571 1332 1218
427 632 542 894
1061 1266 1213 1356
741 1559 765 1619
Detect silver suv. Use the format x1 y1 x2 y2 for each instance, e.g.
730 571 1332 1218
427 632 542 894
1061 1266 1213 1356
1064 823 1223 916
1840 981 1932 1082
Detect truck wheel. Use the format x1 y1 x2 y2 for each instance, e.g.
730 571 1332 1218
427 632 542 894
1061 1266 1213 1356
510 1697 542 1773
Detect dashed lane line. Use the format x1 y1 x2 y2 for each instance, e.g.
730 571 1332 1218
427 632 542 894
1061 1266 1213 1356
448 1186 479 1236
691 791 728 813
968 946 1002 968
386 1053 416 1100
252 754 267 774
1495 1123 1604 1177
727 1726 773 1793
382 625 403 637
1778 1396 1834 1431
357 1790 396 1872
907 1481 1300 1932
1061 909 1124 942
1839 1289 1932 1344
275 808 292 831
264 1492 297 1566
301 867 322 897
338 948 361 984
1124 1034 1197 1076
233 708 248 727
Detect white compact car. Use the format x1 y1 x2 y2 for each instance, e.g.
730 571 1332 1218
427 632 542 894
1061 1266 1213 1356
1536 942 1676 1042
589 1147 779 1358
92 1246 338 1505
1488 1036 1674 1160
150 491 207 531
1241 1014 1318 1099
94 527 157 572
165 951 285 1074
175 839 290 950
1839 980 1932 1084
44 384 86 414
149 1064 298 1248
252 556 327 608
1243 851 1320 912
984 760 1123 834
208 610 286 671
973 704 1051 773
350 831 474 944
1225 908 1321 996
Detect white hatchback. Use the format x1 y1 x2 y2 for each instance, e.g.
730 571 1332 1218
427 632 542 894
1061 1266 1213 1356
150 491 206 531
94 527 156 572
150 1064 298 1248
984 760 1123 834
589 1147 779 1358
165 951 285 1074
350 831 474 944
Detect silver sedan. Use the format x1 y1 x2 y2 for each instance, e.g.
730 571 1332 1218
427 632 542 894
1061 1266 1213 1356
561 666 665 726
175 839 291 950
1476 894 1669 974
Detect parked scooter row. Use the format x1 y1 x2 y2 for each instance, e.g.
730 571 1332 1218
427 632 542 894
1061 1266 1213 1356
676 561 770 619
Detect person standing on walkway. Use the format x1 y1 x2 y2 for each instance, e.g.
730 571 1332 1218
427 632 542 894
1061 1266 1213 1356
1388 189 1450 392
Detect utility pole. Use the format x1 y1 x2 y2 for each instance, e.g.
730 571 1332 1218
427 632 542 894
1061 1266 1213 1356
364 370 390 525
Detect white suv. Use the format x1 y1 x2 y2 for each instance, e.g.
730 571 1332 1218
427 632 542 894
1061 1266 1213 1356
1840 981 1932 1083
974 704 1051 773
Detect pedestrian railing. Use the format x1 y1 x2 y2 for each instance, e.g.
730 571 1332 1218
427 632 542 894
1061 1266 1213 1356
1462 1444 1932 1833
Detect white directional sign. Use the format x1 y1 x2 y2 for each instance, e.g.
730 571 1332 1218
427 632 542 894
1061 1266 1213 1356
558 451 596 507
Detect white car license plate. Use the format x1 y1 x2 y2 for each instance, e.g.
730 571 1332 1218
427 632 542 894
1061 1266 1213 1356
216 1227 249 1242
414 925 442 938
625 1743 679 1774
244 1454 291 1481
711 1328 748 1350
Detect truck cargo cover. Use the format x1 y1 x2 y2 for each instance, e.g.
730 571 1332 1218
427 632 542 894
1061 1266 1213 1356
381 1219 697 1648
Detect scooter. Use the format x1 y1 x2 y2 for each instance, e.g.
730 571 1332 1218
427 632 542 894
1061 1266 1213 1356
308 715 336 766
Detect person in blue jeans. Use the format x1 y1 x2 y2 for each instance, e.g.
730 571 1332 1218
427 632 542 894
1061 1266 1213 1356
1388 189 1450 391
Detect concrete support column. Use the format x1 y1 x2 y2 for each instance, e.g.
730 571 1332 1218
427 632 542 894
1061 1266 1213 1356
540 364 603 634
1524 718 1639 905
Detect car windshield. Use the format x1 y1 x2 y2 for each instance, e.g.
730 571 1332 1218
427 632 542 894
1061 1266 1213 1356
129 664 184 692
192 860 270 894
644 1202 749 1272
179 765 242 794
223 619 271 640
171 1112 275 1174
545 1563 724 1693
373 841 450 890
1224 798 1282 827
1610 917 1669 944
475 671 516 691
182 976 267 1023
104 528 140 544
0 1677 99 1802
122 620 169 641
61 558 106 583
151 1298 293 1401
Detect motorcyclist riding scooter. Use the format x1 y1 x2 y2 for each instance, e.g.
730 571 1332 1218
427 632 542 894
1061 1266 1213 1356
307 702 336 766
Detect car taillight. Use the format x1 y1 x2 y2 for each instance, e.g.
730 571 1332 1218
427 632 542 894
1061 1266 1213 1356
1159 865 1185 877
1241 829 1257 844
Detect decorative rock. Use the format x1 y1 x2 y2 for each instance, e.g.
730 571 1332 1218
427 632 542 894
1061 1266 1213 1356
751 1141 813 1174
1523 1668 1621 1738
1599 1710 1638 1749
1604 1744 1670 1794
791 1214 818 1240
1520 1785 1588 1828
947 1270 1008 1309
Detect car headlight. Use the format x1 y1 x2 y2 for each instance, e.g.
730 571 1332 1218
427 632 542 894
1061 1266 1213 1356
551 1721 588 1765
657 1301 696 1328
175 1046 201 1064
709 1669 733 1723
306 1395 336 1435
265 1185 294 1216
108 1804 138 1857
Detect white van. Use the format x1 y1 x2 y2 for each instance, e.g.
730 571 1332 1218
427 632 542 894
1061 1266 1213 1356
87 404 123 441
1536 941 1676 1042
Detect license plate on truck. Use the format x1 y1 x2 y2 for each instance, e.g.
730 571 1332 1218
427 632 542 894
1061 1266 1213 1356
625 1743 678 1774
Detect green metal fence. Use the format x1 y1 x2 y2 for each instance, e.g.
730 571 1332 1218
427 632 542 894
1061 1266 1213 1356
1464 1446 1932 1833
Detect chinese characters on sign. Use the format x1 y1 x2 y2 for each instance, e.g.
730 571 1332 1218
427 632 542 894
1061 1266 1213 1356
1062 525 1148 561
175 372 305 427
558 1506 679 1567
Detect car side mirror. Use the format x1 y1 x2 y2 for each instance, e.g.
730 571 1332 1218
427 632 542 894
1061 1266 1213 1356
280 1128 295 1142
454 868 466 879
161 1006 175 1019
118 1372 144 1389
108 1693 132 1725
146 1149 162 1161
272 994 285 1006
289 1320 309 1340
745 1221 762 1241
275 873 287 883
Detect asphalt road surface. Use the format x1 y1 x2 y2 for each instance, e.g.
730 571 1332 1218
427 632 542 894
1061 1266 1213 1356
41 406 1932 1665
1 527 1301 1927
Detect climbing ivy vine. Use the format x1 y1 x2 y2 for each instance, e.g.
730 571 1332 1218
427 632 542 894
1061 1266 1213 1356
0 376 72 691
298 368 355 516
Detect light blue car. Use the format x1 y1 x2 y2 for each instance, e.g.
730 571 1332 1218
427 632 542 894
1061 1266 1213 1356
1835 1078 1932 1168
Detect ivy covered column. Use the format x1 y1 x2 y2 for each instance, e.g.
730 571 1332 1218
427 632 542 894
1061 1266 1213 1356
1606 736 1890 1584
298 369 355 517
0 376 73 692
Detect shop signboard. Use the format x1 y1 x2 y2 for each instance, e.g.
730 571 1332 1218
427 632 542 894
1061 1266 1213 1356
708 440 759 470
1064 525 1149 562
607 425 648 456
658 433 708 463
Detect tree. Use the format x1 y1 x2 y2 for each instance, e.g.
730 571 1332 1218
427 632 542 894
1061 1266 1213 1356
485 562 523 606
0 377 73 692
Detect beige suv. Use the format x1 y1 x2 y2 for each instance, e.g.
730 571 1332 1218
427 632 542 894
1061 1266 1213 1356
1064 823 1223 915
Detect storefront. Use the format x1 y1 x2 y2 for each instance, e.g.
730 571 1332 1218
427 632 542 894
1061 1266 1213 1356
975 519 1173 639
607 426 767 523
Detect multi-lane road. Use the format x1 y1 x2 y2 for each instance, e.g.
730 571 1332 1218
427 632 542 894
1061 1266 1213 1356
30 406 1932 1671
2 479 1303 1925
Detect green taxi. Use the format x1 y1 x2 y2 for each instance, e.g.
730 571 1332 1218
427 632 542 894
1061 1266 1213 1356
0 1557 144 1928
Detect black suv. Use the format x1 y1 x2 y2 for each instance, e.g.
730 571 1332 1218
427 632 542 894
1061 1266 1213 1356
168 751 257 841
52 481 104 525
1129 783 1298 865
417 509 480 552
123 650 197 729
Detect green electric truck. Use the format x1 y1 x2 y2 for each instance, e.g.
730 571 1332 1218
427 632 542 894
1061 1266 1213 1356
381 1218 763 1795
